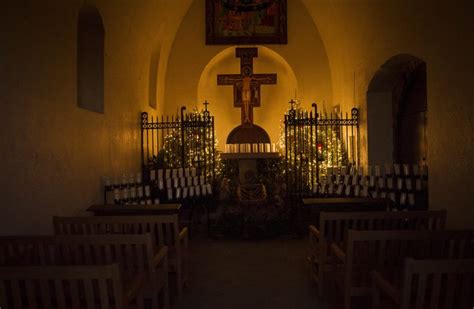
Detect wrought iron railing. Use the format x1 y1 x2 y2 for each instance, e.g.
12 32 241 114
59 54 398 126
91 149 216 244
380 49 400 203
141 105 215 183
284 102 359 198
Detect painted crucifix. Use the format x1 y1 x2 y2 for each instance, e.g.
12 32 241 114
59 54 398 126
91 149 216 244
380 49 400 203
217 47 277 126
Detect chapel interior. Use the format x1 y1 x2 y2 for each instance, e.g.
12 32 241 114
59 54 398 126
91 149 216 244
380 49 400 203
0 0 473 308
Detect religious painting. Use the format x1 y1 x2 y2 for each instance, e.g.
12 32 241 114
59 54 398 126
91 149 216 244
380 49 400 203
206 0 287 45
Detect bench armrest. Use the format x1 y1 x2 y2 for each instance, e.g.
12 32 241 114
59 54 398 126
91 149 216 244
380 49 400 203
153 245 168 268
309 225 321 238
123 272 146 306
371 270 400 305
330 243 346 263
179 227 189 242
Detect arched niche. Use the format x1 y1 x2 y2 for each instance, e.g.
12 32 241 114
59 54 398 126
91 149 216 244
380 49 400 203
77 5 105 113
197 46 298 150
367 54 427 165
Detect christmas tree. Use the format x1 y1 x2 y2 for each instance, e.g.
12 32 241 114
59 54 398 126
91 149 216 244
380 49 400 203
278 100 349 192
154 108 223 181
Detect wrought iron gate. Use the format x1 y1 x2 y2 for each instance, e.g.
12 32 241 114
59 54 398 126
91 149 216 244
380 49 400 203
141 105 215 183
284 102 359 197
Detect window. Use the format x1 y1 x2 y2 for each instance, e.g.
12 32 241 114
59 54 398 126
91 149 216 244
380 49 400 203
77 5 104 113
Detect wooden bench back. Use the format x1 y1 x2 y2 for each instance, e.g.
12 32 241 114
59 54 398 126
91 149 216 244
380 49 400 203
0 234 156 278
0 263 125 309
320 210 446 244
53 214 180 251
400 258 474 309
347 229 474 288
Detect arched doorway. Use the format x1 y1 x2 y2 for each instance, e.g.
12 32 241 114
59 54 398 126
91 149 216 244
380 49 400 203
367 54 427 165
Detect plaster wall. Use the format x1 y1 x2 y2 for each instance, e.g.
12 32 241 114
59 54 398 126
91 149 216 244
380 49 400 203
164 0 333 149
0 0 172 234
302 0 474 228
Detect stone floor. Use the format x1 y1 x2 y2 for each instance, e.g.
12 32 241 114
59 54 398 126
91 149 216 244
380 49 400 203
175 235 330 309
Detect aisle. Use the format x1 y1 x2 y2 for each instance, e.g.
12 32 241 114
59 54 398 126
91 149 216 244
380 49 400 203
176 237 328 309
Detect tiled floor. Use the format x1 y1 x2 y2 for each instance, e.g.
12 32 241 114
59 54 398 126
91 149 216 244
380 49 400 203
175 236 330 309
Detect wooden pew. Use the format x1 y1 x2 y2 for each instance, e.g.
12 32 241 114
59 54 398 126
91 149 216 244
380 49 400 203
372 258 474 309
0 233 168 309
0 263 138 309
308 210 446 296
329 229 474 309
53 214 188 299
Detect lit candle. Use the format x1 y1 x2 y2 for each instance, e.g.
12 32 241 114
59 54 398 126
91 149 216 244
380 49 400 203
184 168 190 177
165 169 171 179
189 187 195 197
344 185 351 196
172 169 177 179
207 184 212 194
389 192 396 202
400 193 407 205
158 169 164 180
187 177 193 187
196 186 201 197
403 164 410 176
137 186 143 198
136 173 142 184
193 177 198 186
413 164 420 176
167 188 173 200
375 166 381 177
154 198 160 205
200 175 205 185
176 188 181 199
397 178 403 190
180 177 186 188
150 170 156 181
394 164 401 176
191 167 197 177
178 168 184 178
408 193 415 205
183 187 188 198
354 186 360 196
144 185 150 197
387 178 393 189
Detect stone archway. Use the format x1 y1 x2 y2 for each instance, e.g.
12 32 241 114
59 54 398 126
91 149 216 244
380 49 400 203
366 54 427 165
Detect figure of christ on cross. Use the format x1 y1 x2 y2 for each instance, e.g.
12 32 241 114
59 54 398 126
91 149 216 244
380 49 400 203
217 48 277 126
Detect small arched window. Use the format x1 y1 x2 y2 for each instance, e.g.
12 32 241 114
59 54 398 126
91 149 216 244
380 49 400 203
77 5 104 113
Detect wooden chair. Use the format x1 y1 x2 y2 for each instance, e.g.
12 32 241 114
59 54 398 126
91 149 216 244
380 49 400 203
0 263 138 309
0 233 168 309
308 210 446 296
372 258 474 309
329 229 474 309
53 214 188 300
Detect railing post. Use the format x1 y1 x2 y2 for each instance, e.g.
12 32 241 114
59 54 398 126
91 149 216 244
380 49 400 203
180 106 186 168
313 103 319 186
